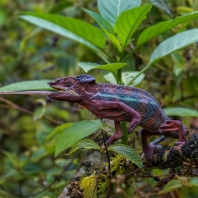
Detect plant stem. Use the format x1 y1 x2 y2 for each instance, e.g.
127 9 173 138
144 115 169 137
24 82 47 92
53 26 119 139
112 72 121 84
129 62 152 84
99 49 116 63
117 68 122 83
122 47 138 62
121 122 128 145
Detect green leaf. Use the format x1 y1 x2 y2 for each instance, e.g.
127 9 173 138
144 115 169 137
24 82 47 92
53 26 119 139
23 164 42 174
122 72 145 86
83 9 121 51
46 123 73 144
55 159 72 168
181 186 198 198
31 148 47 161
80 172 97 198
138 10 198 47
189 178 198 187
163 107 198 117
66 139 100 155
78 62 126 73
98 0 141 24
33 99 46 121
33 106 46 121
151 0 172 16
0 80 52 92
55 120 102 156
83 9 114 34
3 151 19 168
115 4 152 50
104 71 145 86
149 29 198 64
20 12 106 51
108 144 143 168
49 1 73 14
45 123 73 154
177 6 194 14
158 179 182 194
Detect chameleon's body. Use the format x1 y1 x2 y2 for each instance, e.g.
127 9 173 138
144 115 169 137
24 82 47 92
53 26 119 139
48 74 188 165
90 83 170 132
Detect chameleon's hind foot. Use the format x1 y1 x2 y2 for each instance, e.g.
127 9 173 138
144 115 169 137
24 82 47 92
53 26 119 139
143 145 157 167
159 120 188 143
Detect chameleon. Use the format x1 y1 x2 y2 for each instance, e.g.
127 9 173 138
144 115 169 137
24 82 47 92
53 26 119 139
48 74 189 166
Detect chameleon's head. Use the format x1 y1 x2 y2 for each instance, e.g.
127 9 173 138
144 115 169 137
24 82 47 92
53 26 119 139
48 74 96 101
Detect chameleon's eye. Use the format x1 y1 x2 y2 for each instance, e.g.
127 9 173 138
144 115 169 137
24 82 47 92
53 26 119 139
64 78 74 87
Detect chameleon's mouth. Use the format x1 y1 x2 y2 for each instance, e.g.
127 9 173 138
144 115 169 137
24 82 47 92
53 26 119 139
48 81 66 91
49 85 65 91
48 82 78 95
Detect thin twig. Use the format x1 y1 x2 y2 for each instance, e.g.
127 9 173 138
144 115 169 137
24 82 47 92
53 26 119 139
0 96 61 124
125 165 146 177
102 130 112 198
0 91 53 95
102 131 111 177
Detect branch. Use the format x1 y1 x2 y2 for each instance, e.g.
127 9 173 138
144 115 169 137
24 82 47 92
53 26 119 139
0 96 61 125
149 135 198 169
0 91 53 95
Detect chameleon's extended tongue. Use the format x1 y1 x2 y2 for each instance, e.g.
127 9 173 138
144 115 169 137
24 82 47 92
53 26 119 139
0 91 55 95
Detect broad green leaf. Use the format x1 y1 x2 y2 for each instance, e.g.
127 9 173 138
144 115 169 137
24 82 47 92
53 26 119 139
98 0 141 24
78 62 126 73
180 186 198 198
115 4 152 50
158 179 182 194
138 10 198 47
20 12 106 51
189 178 198 187
80 172 97 198
122 72 145 86
83 9 114 34
45 123 73 154
108 33 122 51
177 6 194 14
149 29 198 64
66 139 100 155
55 120 102 156
31 148 47 161
23 164 42 174
104 71 145 86
163 107 198 117
151 0 172 16
0 80 52 92
108 144 143 168
83 9 121 51
33 99 46 121
49 1 73 14
55 159 72 168
46 123 73 143
0 11 7 26
3 151 20 168
33 106 46 121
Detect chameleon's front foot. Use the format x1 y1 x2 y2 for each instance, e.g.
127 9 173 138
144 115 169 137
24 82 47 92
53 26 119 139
128 113 141 134
105 121 123 147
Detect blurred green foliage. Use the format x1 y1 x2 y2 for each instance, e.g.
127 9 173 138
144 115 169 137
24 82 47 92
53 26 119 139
1 0 198 197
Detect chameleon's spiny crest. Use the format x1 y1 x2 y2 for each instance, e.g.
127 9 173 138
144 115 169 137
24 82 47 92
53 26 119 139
76 74 96 83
